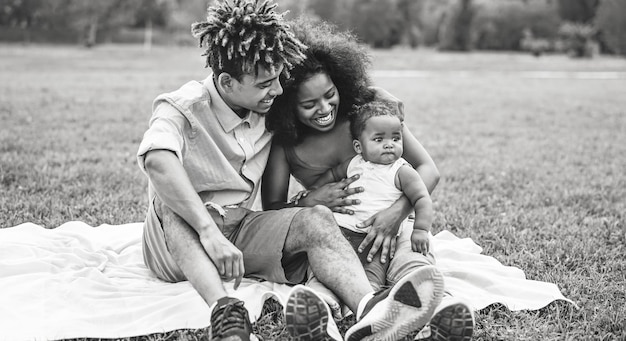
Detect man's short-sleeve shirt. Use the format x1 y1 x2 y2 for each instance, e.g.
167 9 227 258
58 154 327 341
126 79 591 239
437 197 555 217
137 74 272 209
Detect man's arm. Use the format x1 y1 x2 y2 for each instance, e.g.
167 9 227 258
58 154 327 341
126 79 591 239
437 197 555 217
144 149 244 287
145 150 218 234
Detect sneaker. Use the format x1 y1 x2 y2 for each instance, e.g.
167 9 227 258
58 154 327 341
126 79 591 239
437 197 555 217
344 265 444 341
425 296 474 341
284 285 341 341
209 296 252 341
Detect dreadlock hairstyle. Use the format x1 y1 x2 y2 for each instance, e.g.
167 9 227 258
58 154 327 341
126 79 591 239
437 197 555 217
349 100 404 140
191 0 307 80
265 16 375 146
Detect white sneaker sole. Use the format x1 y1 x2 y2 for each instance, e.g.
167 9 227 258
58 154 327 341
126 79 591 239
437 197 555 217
284 285 332 341
345 265 444 341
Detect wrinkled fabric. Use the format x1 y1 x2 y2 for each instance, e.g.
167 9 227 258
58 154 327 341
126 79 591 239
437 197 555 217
0 222 576 340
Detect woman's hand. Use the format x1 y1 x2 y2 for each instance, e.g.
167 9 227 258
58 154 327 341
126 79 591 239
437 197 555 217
370 86 404 117
300 174 363 214
355 202 407 264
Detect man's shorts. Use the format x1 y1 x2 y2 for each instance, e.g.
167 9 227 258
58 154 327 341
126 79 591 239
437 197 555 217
142 196 308 284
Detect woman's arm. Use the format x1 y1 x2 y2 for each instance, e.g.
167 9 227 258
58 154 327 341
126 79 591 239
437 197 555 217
401 125 440 194
263 139 363 212
261 142 293 210
371 86 440 192
310 157 350 189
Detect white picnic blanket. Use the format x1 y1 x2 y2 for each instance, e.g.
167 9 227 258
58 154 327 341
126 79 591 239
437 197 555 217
0 221 576 340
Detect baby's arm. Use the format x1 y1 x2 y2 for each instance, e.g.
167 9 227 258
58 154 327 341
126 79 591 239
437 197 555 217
395 164 433 255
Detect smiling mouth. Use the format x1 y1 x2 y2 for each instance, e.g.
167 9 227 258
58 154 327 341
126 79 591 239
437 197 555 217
314 110 334 126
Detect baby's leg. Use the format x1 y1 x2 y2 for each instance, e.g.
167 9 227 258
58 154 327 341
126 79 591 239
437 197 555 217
387 220 436 286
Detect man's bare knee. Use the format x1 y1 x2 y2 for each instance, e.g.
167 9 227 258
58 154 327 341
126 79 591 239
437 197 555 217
292 205 336 234
286 205 341 250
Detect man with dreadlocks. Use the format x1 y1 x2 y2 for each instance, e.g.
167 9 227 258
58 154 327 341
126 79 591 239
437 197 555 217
137 1 443 340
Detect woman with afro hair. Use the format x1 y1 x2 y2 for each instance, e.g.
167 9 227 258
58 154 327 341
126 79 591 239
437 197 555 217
263 16 440 267
262 16 475 341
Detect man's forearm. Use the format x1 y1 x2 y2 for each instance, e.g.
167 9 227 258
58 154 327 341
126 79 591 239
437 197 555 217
145 151 220 237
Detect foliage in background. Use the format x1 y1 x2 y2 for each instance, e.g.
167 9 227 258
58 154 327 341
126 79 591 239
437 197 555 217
558 22 598 58
557 0 600 24
471 0 561 51
438 0 475 51
0 0 624 56
0 0 177 46
350 0 405 48
595 0 626 56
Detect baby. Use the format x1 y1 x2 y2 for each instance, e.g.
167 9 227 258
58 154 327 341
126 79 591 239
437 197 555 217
312 100 433 287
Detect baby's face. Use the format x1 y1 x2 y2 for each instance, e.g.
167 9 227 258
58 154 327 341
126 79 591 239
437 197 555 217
354 115 403 165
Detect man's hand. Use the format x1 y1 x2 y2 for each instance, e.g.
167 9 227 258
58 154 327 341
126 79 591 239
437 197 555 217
301 174 363 214
411 229 430 256
355 205 406 263
199 231 245 289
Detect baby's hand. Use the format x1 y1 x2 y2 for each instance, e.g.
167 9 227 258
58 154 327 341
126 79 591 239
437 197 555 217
411 229 430 255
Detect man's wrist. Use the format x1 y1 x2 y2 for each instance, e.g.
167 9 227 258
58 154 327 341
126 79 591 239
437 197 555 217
197 222 221 239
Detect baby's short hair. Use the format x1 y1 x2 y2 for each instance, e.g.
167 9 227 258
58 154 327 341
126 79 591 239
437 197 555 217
191 0 307 80
349 100 404 139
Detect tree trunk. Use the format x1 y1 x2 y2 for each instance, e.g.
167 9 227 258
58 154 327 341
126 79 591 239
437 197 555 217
85 16 98 48
144 18 153 51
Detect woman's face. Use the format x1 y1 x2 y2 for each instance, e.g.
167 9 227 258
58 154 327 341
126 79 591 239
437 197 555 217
295 72 340 132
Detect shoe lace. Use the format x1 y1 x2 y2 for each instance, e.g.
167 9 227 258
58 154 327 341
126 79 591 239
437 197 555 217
211 299 251 338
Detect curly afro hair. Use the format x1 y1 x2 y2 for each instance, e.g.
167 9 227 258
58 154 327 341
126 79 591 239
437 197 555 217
349 100 404 140
265 16 375 146
191 0 307 80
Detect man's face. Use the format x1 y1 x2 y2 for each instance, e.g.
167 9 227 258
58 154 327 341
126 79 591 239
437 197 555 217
226 64 284 116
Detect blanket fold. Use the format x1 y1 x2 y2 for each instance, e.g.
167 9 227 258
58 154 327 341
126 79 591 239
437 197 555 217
0 222 575 340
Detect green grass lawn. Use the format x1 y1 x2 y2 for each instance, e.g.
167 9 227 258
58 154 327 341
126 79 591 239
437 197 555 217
1 44 625 340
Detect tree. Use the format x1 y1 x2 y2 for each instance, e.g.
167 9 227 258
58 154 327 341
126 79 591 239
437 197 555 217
595 0 626 55
133 0 172 50
397 0 424 48
439 0 475 51
65 0 139 46
557 0 599 23
350 0 404 48
307 0 339 23
472 0 561 51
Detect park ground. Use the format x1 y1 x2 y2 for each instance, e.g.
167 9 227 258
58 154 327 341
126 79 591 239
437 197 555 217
0 44 625 340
